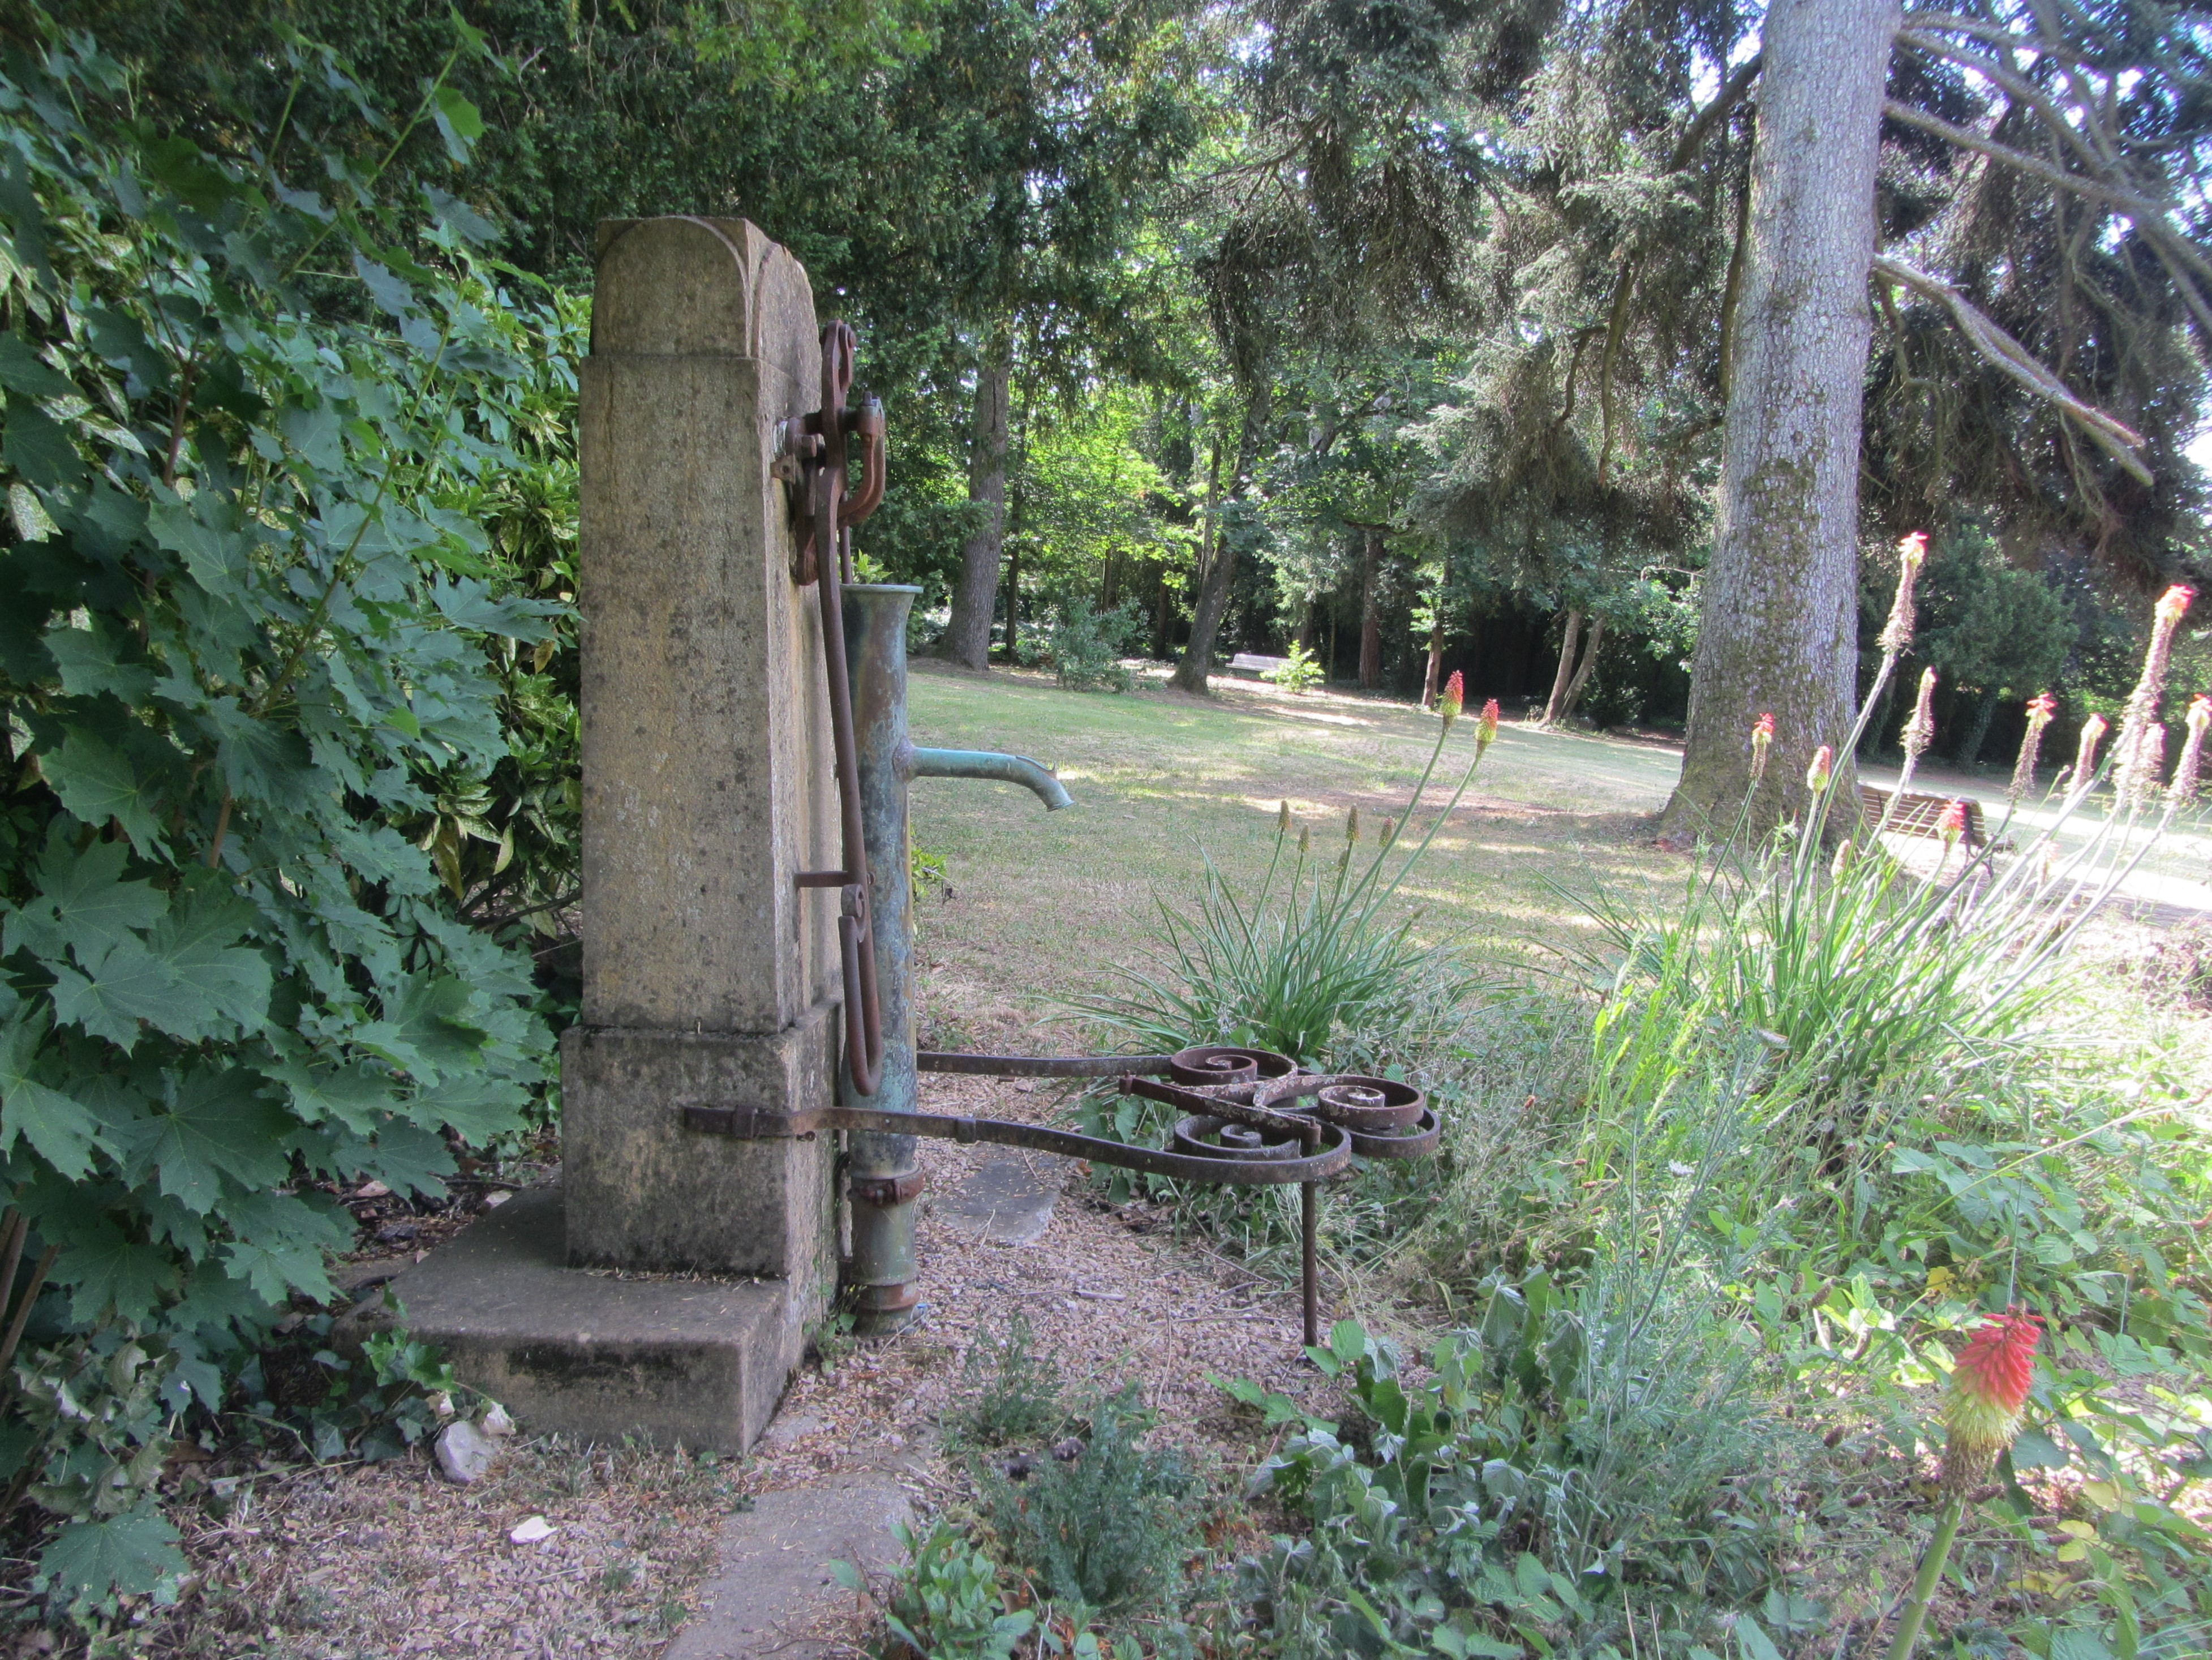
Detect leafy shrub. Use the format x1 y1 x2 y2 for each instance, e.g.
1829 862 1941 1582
1045 597 1143 693
840 1519 1037 1660
978 1383 1203 1620
0 19 570 1594
1236 1306 1796 1653
1263 642 1325 694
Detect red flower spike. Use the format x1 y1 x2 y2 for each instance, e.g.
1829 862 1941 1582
1940 1307 2043 1495
1438 671 1464 727
1805 744 1833 793
1476 698 1500 752
1936 799 1968 841
1750 713 1775 782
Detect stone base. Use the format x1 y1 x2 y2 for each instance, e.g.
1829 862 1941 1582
385 1188 805 1453
561 1011 839 1281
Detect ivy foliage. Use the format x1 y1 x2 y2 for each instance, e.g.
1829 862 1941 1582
0 13 567 1577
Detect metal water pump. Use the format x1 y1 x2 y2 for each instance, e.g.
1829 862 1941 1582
686 323 1441 1338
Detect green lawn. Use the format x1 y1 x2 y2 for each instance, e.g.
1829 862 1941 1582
904 666 1683 1051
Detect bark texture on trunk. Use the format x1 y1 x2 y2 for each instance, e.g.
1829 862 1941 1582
944 342 1013 670
1173 388 1271 693
1560 615 1605 720
1656 0 1899 843
1957 688 1999 767
1540 609 1583 725
1003 541 1021 662
1422 614 1444 709
1357 527 1384 690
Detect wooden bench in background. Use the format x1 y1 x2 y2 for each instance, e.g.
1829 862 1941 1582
1859 786 2000 850
1225 652 1291 679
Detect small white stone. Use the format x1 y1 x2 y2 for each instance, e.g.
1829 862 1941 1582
509 1515 557 1545
435 1418 498 1485
479 1402 516 1438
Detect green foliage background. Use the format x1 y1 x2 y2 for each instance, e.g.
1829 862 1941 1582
0 16 584 1598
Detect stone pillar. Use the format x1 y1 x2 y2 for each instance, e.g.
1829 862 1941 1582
561 216 839 1294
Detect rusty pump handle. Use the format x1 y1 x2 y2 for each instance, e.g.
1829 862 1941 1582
798 321 889 1097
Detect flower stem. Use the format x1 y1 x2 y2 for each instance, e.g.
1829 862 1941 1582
1885 1492 1966 1660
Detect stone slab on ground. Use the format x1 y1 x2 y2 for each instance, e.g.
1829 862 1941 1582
667 1472 912 1659
383 1187 805 1452
935 1153 1063 1246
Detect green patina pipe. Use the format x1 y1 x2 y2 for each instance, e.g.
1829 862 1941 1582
908 746 1073 810
839 585 1073 1334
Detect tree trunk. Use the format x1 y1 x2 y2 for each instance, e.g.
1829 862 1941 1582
1957 688 1999 768
1003 540 1021 663
944 337 1013 670
1298 598 1317 651
1656 0 1899 844
1151 564 1171 659
1422 612 1444 709
1541 608 1584 726
1357 528 1384 690
1560 615 1606 720
1173 386 1272 693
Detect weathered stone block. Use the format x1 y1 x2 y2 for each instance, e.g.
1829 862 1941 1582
389 1189 802 1454
561 1012 837 1284
577 217 836 1037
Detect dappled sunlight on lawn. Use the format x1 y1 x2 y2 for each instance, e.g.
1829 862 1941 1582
903 669 1685 1033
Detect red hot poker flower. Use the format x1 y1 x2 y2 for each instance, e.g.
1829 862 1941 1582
2074 712 2109 782
1750 713 1775 781
1476 698 1501 753
1936 799 1969 842
1805 744 1833 793
1940 1307 2043 1494
1438 670 1464 727
1882 533 1930 654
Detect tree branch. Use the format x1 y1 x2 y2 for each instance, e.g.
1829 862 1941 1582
1880 96 2212 347
1871 253 2151 482
1880 98 2165 218
1902 13 2101 65
1895 29 2110 178
1669 53 1763 171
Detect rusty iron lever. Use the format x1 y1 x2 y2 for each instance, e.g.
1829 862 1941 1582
682 1101 1351 1185
789 321 888 1097
684 1044 1441 1345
